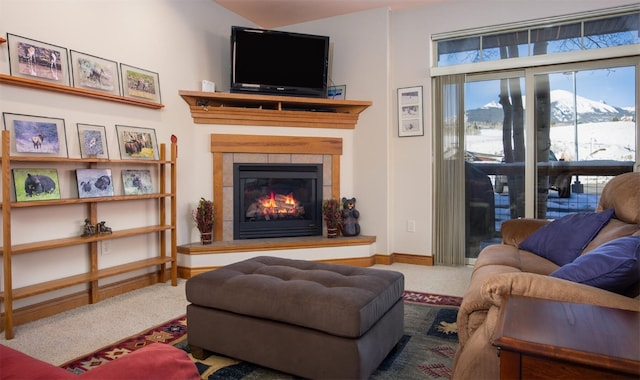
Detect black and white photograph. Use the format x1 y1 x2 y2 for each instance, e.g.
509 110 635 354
397 86 424 137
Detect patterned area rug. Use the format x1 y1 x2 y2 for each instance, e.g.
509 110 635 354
61 291 462 379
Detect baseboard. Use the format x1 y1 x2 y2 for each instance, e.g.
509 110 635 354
178 253 432 278
2 270 171 328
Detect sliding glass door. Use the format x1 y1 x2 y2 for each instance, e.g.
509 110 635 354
464 72 526 258
458 58 637 260
533 63 636 219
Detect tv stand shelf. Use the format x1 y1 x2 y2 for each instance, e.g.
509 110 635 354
179 91 371 129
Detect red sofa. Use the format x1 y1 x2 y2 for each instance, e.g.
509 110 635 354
0 343 199 379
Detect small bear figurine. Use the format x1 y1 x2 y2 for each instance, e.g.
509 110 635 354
341 197 360 237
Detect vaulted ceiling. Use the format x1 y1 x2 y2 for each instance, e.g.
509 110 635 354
212 0 444 28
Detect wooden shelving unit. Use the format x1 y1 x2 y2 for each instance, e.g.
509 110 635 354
0 130 177 339
0 74 164 109
179 90 371 129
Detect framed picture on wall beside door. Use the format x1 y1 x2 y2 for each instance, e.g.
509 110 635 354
397 86 424 137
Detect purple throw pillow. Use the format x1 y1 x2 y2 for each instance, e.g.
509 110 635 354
518 208 615 266
550 236 640 294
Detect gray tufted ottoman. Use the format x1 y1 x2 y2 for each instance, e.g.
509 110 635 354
185 256 405 379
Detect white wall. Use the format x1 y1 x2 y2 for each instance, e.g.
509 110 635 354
282 8 393 253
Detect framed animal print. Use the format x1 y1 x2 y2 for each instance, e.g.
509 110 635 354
76 168 114 198
122 169 153 195
13 168 61 202
120 63 161 104
70 50 121 95
2 112 68 158
77 123 109 159
116 125 159 160
7 34 70 86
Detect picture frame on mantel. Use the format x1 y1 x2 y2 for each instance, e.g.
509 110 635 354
397 86 424 137
328 85 346 100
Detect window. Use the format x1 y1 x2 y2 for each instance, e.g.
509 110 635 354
434 8 639 67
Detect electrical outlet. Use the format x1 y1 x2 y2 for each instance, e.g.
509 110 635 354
407 220 416 232
101 240 111 255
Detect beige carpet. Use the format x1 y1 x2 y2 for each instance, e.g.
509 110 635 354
0 263 472 366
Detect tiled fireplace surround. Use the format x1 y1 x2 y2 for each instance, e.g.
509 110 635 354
211 133 343 241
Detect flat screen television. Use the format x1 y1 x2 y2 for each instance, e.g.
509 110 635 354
230 26 329 98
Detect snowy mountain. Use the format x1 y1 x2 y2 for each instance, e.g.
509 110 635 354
466 89 635 126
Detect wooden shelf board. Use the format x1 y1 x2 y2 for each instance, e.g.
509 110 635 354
179 90 371 129
1 156 173 165
178 235 376 254
2 257 174 300
0 74 164 109
1 225 174 255
5 193 174 208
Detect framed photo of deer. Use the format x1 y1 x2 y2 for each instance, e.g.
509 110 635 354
70 50 121 95
77 123 109 159
2 112 68 158
115 125 159 160
6 34 70 86
120 63 162 104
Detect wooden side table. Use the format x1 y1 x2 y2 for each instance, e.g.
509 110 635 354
492 295 640 379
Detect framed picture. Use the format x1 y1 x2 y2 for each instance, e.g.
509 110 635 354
76 168 114 198
6 34 70 86
122 170 153 195
116 125 159 160
70 50 121 95
120 63 161 103
13 168 61 202
77 123 109 159
2 112 68 157
397 86 424 137
328 85 346 100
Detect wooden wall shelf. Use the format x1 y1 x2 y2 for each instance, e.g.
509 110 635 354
179 91 371 129
0 74 164 109
0 131 177 339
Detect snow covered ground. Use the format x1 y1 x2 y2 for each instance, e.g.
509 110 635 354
466 120 636 227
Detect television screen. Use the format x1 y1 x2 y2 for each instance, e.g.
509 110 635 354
231 26 329 98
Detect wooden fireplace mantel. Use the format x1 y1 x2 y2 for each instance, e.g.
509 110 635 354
179 90 371 129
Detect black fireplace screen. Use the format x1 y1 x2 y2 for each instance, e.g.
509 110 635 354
234 164 323 239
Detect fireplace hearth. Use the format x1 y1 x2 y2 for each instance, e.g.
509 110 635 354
234 163 323 239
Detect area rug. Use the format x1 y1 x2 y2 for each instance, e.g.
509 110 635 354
62 291 462 379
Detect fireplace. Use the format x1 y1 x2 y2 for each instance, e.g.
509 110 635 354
234 163 323 239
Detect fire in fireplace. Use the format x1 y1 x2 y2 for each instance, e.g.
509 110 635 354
234 164 323 239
